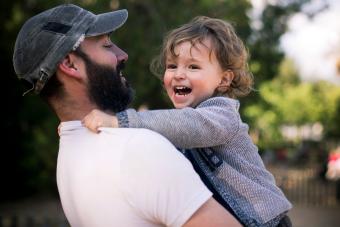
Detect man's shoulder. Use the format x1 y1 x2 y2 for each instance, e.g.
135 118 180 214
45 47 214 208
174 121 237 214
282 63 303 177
100 127 171 144
126 128 180 155
100 128 186 167
100 127 177 155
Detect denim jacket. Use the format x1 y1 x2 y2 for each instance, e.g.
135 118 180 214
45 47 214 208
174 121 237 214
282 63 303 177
116 97 292 226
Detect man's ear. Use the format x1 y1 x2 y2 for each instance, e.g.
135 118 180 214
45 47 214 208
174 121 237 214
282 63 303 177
58 54 81 78
217 70 234 93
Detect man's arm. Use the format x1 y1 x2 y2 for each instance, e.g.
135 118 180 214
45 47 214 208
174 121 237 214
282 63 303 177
184 198 242 227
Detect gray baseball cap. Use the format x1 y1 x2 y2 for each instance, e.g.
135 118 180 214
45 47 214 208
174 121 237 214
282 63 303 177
13 4 128 94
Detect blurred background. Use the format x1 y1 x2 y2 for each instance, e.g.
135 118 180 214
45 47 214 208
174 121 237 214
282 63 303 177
0 0 339 226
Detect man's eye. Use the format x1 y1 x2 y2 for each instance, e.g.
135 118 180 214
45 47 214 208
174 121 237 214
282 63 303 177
166 64 177 69
104 44 113 48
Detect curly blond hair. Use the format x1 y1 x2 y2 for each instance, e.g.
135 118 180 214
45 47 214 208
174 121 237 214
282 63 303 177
151 16 253 98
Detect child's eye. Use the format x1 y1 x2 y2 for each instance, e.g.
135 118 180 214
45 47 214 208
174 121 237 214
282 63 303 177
166 64 177 69
189 64 200 70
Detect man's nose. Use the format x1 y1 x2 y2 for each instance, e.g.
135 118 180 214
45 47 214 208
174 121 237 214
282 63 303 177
112 44 128 62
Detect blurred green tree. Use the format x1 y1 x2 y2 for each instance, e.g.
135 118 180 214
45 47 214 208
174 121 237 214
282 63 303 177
245 58 340 150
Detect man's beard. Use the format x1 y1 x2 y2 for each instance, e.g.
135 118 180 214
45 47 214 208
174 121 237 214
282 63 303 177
84 58 134 113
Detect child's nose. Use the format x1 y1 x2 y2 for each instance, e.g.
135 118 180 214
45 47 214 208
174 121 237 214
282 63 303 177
174 69 186 79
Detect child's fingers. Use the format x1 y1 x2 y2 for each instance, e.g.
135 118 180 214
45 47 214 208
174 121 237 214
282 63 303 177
88 119 101 133
82 111 93 125
81 116 87 126
82 115 100 133
82 109 109 133
82 109 98 123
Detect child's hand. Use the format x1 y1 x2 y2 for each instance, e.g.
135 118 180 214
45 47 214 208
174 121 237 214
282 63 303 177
82 109 118 133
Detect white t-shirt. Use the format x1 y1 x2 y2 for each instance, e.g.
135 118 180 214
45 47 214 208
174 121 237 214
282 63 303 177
57 121 212 227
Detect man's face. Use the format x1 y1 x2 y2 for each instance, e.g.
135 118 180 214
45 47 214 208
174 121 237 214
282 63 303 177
76 35 133 112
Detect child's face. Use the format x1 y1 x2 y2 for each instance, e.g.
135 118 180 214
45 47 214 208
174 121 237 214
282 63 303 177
163 39 226 108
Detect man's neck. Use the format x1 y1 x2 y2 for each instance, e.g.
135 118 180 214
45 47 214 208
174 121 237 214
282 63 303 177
53 97 98 122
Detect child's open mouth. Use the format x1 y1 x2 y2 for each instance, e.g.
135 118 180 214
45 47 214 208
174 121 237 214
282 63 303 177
174 86 192 96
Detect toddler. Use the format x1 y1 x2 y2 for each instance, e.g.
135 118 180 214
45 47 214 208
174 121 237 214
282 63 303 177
83 16 292 227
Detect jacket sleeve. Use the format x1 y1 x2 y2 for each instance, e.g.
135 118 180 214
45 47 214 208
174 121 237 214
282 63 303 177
116 97 241 148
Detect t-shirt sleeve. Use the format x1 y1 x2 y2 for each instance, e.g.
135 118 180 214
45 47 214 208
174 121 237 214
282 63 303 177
120 129 212 227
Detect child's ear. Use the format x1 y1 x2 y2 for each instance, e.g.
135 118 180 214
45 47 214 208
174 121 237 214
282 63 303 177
58 54 81 79
217 70 234 93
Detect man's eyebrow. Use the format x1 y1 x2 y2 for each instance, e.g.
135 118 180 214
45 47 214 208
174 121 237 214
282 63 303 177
95 34 110 44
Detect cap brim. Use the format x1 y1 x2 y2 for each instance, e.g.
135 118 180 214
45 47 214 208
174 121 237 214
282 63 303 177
86 9 128 37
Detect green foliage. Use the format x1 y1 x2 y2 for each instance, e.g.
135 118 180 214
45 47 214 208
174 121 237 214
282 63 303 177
245 58 340 149
248 0 306 83
240 0 306 127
